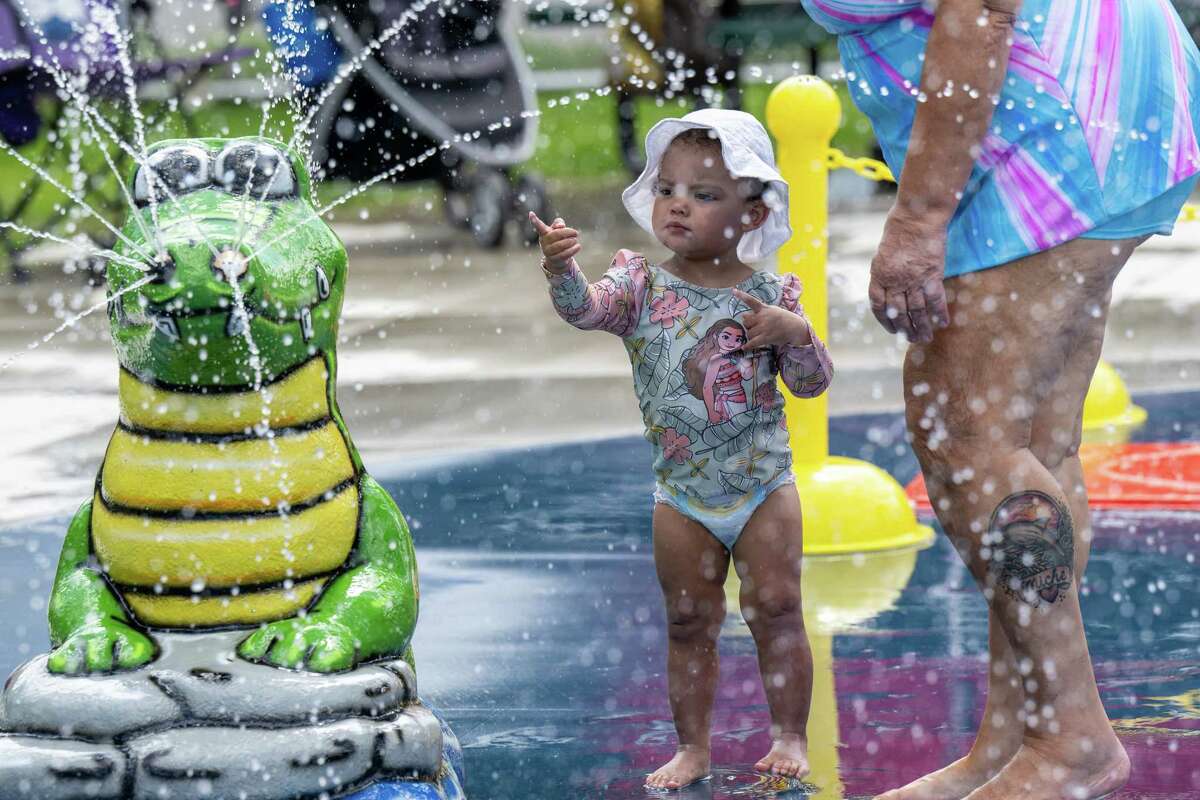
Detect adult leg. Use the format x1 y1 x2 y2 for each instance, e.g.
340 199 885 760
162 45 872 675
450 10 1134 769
646 502 731 790
877 237 1140 800
876 239 1132 800
730 484 813 778
963 240 1140 800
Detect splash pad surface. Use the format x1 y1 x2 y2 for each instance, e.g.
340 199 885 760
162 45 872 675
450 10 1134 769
3 398 1198 799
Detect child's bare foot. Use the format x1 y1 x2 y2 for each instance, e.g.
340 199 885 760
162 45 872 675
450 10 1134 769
754 733 809 779
963 737 1129 800
645 746 711 790
873 754 1007 800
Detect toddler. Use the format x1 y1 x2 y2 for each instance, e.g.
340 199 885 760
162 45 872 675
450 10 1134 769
530 109 833 791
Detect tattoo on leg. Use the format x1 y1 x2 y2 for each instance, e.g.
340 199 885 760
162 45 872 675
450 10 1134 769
985 490 1074 606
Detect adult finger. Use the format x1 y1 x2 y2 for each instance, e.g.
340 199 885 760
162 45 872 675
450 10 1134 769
885 288 911 338
551 217 566 230
905 290 934 343
924 277 950 330
732 288 765 311
868 280 896 334
528 212 552 235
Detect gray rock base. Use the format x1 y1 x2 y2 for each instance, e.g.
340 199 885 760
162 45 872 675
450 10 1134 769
0 631 446 800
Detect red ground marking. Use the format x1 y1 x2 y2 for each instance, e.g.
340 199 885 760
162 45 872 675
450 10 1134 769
906 442 1200 512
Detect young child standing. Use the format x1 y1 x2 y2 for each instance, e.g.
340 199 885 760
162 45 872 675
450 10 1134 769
530 109 833 791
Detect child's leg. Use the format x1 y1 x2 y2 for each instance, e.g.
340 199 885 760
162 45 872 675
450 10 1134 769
645 502 731 790
731 484 812 779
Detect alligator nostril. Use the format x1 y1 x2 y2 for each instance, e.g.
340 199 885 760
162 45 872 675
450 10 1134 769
212 249 249 283
149 255 176 285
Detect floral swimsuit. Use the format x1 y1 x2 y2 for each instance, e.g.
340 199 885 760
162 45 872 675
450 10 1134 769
546 250 834 549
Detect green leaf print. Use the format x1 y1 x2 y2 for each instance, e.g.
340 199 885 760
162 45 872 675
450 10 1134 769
714 426 756 462
639 329 672 398
659 406 709 444
701 408 759 449
662 367 690 401
719 470 762 496
668 284 721 311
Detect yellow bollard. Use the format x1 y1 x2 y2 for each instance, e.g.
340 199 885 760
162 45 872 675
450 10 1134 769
766 76 933 555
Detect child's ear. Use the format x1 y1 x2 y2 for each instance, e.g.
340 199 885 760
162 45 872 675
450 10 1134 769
741 200 769 233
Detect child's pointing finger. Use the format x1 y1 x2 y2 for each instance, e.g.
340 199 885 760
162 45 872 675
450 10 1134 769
732 288 765 312
528 212 552 236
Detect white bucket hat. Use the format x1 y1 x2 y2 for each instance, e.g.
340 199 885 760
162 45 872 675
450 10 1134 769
621 108 791 264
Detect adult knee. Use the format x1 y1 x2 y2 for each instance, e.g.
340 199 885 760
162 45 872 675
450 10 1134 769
904 383 1032 488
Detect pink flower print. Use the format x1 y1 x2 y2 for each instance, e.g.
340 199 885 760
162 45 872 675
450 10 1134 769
649 290 690 328
660 428 693 464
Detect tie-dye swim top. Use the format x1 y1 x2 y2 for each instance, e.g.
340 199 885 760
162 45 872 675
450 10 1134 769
802 0 1200 276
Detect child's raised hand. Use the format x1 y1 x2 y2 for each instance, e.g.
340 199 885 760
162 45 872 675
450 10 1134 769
733 288 814 351
529 212 581 273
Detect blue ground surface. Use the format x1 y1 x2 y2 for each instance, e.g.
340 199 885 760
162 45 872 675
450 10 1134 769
2 392 1199 799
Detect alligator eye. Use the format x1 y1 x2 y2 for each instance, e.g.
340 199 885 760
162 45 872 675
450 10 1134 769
133 146 211 207
315 265 331 300
215 142 297 200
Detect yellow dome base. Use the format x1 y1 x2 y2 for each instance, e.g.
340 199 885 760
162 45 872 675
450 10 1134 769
794 456 934 556
1082 360 1148 442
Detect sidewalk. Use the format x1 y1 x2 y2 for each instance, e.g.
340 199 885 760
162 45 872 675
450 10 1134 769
1 189 1199 524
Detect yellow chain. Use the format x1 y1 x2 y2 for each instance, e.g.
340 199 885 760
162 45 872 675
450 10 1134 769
828 146 1200 223
826 147 896 184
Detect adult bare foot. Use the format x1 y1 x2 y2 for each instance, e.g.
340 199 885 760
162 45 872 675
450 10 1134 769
963 738 1129 800
873 752 1010 800
645 746 711 790
754 733 809 779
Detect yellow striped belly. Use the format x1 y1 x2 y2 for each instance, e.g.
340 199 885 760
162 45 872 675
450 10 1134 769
96 356 359 629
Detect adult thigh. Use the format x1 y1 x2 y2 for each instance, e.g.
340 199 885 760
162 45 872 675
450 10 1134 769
903 237 1138 485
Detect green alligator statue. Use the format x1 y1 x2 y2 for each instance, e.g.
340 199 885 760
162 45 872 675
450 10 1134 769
46 138 418 675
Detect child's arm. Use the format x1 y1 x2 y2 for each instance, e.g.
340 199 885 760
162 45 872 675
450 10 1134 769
530 212 645 337
733 280 834 399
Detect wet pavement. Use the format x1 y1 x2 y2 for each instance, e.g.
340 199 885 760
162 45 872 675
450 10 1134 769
2 400 1199 799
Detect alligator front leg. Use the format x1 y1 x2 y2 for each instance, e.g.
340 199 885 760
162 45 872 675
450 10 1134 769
46 500 157 674
238 475 419 672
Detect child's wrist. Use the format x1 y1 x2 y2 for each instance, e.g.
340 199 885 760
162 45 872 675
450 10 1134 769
540 256 572 277
785 316 814 347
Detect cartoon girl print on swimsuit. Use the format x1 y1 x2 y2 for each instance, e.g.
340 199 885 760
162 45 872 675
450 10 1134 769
683 319 754 424
547 249 834 506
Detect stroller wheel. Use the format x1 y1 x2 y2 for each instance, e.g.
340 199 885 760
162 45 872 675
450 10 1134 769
469 169 510 248
513 174 550 246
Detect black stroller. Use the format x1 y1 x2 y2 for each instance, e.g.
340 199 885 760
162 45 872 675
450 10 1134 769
308 0 550 247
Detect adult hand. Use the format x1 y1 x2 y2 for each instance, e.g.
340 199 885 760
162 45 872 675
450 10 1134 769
868 209 951 343
529 212 580 273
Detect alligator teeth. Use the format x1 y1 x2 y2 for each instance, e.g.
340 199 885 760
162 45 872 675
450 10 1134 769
300 307 314 342
226 310 250 338
315 265 331 300
152 313 180 342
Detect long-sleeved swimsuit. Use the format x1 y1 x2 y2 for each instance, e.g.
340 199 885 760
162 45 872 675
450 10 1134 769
546 250 833 549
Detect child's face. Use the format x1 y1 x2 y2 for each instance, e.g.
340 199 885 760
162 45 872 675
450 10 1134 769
650 140 768 262
717 325 745 353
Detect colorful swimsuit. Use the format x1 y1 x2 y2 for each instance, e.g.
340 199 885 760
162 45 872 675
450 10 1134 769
802 0 1200 276
546 250 834 550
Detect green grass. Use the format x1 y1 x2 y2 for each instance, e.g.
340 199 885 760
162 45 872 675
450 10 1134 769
0 81 880 264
